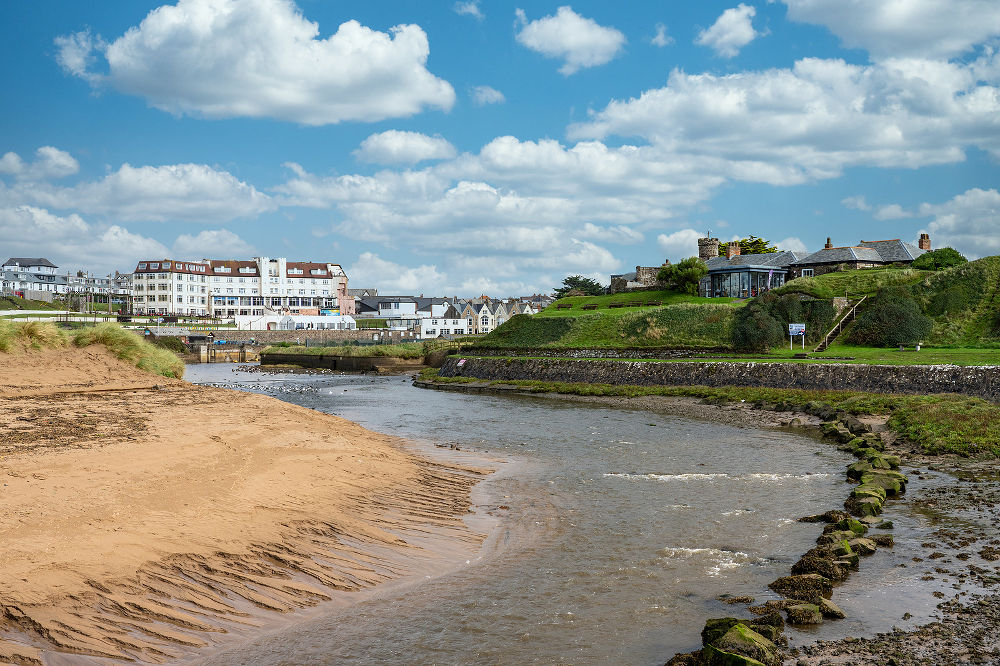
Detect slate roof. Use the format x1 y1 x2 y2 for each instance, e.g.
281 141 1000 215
2 257 57 268
706 251 808 272
791 246 884 265
611 271 638 281
858 239 926 262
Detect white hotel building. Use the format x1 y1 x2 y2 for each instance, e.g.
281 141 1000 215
132 257 351 318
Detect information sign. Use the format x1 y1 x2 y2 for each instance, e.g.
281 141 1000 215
788 323 806 335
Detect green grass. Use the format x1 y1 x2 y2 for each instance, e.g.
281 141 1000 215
539 290 737 317
355 318 388 329
764 344 1000 366
774 267 930 299
0 320 184 379
913 256 1000 346
478 304 740 350
0 295 63 311
419 369 1000 457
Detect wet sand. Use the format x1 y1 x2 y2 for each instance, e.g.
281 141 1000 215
0 349 490 663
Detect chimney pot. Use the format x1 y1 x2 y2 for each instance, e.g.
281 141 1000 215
825 237 833 249
918 233 931 251
726 243 741 259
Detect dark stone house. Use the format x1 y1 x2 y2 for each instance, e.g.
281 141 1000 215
788 236 929 279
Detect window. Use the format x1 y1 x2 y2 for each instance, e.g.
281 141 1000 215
150 262 159 269
163 262 171 269
239 267 255 274
287 268 303 275
138 263 147 269
214 266 231 273
802 268 814 277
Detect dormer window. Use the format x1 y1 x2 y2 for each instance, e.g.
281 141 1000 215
239 267 255 274
138 263 147 270
150 262 159 269
214 266 231 273
287 268 304 275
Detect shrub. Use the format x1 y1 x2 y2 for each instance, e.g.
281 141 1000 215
153 336 188 354
848 288 932 347
926 287 972 317
731 301 784 352
731 293 835 351
912 247 967 271
657 257 708 295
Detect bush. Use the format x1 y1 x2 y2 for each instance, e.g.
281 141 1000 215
731 303 784 352
926 287 972 316
153 336 188 354
657 257 708 295
912 247 967 271
731 293 836 351
848 288 932 347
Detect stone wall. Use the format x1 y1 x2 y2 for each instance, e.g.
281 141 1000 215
439 357 1000 402
461 346 728 359
260 352 425 373
197 329 414 344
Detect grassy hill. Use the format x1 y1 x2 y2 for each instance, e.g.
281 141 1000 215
773 267 930 299
913 256 1000 346
0 295 64 311
538 289 737 316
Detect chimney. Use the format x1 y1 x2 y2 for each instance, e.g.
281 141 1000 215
726 243 741 259
825 237 833 249
697 236 720 262
918 233 931 251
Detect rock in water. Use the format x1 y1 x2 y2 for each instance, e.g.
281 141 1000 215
703 623 780 666
818 598 846 619
786 603 824 625
768 574 832 603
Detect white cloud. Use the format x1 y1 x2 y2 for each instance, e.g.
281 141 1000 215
453 1 483 20
472 85 506 106
657 228 703 261
781 0 1000 60
515 6 626 75
578 222 644 244
920 188 1000 258
570 56 1000 182
0 147 79 181
172 229 256 259
873 204 912 220
354 131 457 165
695 4 760 58
651 23 674 47
777 236 808 253
841 195 871 211
0 206 168 273
55 0 455 125
12 161 273 223
348 252 446 293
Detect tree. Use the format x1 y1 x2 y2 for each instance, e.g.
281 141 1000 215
657 257 707 295
554 275 605 298
911 247 967 271
848 287 932 347
718 235 778 256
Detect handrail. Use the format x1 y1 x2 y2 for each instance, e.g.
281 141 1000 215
813 295 867 352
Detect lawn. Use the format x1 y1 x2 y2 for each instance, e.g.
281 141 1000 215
538 290 737 317
774 267 930 299
0 295 64 311
766 343 1000 366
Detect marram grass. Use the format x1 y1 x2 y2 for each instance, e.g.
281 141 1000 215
0 320 184 379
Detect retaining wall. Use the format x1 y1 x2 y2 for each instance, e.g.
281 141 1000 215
261 352 425 373
439 357 1000 402
193 329 413 344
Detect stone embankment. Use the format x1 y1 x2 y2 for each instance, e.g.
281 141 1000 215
260 352 426 373
439 357 1000 402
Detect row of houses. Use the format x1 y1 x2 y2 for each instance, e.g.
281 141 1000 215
353 294 548 338
1 258 131 301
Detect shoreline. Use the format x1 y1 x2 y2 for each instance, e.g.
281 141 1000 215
414 374 1000 664
0 349 506 664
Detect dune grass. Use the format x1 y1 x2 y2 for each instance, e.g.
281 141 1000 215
0 320 184 379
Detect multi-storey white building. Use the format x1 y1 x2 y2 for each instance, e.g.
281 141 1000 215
131 257 351 318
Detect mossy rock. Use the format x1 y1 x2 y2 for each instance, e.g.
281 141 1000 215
702 644 767 666
845 494 884 517
848 537 878 555
834 517 869 536
860 433 885 451
706 623 779 666
866 455 896 470
791 555 850 582
745 623 782 644
820 421 841 436
702 617 743 646
871 533 895 547
818 598 846 619
832 539 854 558
785 603 823 625
840 414 871 435
846 460 873 480
851 483 887 503
768 574 832 603
860 470 908 495
817 529 857 545
854 446 882 460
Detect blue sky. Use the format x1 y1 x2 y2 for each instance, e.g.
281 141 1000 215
1 0 998 295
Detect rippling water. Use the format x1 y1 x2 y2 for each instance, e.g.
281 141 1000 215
184 365 959 665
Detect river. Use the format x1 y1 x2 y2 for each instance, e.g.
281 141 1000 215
183 364 964 665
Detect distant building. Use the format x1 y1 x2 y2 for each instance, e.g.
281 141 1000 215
610 260 670 294
788 237 929 279
1 257 67 299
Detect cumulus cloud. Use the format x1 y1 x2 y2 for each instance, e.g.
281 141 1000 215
348 252 446 293
570 56 1000 182
657 228 703 261
920 188 1000 258
173 229 256 259
55 0 455 125
0 147 79 181
577 222 644 244
353 131 457 165
781 0 1000 60
777 236 808 252
471 85 506 106
874 204 912 220
841 195 871 211
695 4 760 58
0 206 168 273
453 1 483 20
10 160 273 223
651 23 674 47
515 6 626 75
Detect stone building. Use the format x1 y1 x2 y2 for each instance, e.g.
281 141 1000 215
609 260 670 294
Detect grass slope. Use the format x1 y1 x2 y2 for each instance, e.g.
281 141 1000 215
913 256 1000 346
0 321 184 378
774 267 930 299
0 295 63 311
539 290 736 317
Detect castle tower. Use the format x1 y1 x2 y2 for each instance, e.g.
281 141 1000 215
698 236 720 262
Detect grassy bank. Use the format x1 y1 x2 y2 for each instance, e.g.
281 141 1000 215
0 320 184 378
0 295 63 311
774 267 930 299
539 290 737 316
418 369 1000 457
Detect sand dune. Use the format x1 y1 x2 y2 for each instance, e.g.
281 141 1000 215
0 348 488 663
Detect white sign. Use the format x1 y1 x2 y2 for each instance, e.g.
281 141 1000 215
788 323 806 335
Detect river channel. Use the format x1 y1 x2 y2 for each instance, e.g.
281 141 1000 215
184 364 964 665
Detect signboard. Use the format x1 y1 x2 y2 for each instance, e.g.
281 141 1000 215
788 323 806 335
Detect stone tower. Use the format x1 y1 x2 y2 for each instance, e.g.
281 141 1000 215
698 236 720 262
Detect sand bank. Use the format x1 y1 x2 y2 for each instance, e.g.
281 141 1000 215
0 348 490 663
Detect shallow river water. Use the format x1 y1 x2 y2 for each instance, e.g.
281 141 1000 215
183 365 964 665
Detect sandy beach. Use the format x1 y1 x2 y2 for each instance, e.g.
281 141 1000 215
0 348 489 664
